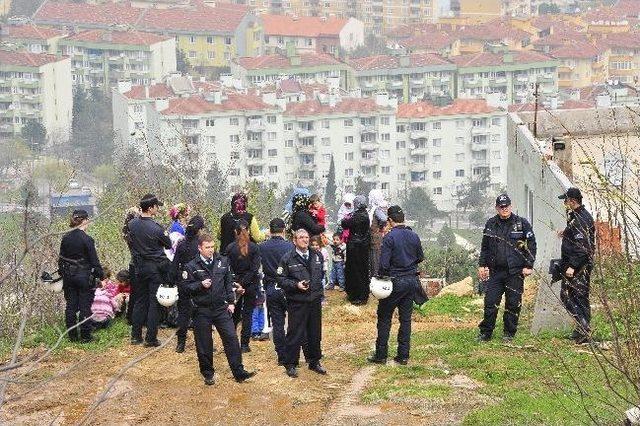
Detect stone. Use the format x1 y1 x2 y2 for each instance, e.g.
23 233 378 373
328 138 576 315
435 277 474 297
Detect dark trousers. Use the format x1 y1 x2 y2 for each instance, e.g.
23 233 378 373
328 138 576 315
375 276 415 359
192 306 243 379
126 263 137 324
561 266 592 333
233 284 257 347
266 284 287 363
131 262 163 343
284 299 322 367
478 269 524 336
176 285 192 344
63 275 94 339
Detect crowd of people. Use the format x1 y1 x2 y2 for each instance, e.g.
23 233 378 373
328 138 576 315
55 185 595 385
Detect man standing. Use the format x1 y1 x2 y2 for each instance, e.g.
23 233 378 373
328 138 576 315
277 229 326 378
368 205 424 366
259 218 294 365
478 194 537 342
128 194 172 347
558 187 595 344
183 233 255 385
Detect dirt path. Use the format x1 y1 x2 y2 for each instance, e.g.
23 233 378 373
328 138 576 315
1 292 478 425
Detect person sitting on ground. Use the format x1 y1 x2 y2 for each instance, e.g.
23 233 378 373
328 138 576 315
100 267 118 297
113 269 131 316
91 282 120 330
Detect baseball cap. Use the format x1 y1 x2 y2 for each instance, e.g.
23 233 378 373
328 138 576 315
269 218 286 232
495 194 511 207
72 209 89 220
387 205 403 217
558 187 582 201
139 193 163 209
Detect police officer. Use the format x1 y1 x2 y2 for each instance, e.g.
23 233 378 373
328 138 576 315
183 233 256 385
558 187 595 344
172 215 206 353
259 218 294 365
127 193 172 347
58 209 104 343
277 229 326 378
478 194 537 342
368 205 424 365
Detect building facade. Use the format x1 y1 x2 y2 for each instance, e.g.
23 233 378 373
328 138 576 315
0 24 66 54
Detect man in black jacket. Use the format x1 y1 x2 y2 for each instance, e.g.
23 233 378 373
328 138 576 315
277 229 326 378
128 194 172 347
183 233 255 385
558 187 595 344
478 194 537 342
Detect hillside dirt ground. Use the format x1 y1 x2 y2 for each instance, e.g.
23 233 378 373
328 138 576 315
1 291 482 426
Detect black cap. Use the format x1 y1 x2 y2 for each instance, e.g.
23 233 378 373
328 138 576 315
269 218 286 233
72 209 89 220
495 194 511 207
387 205 404 217
139 193 163 209
559 187 582 201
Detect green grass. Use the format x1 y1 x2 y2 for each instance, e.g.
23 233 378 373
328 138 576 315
414 294 478 317
362 295 635 425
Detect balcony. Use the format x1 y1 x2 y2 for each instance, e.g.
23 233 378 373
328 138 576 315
410 78 424 86
0 124 13 132
360 125 377 134
0 93 13 101
516 75 529 83
19 79 40 88
297 144 316 154
246 140 263 150
409 129 428 139
410 163 427 173
387 80 403 89
182 127 200 136
410 180 425 188
361 157 378 167
471 141 488 151
411 147 428 155
490 77 508 85
247 119 265 132
440 76 451 83
361 80 375 89
297 129 316 138
470 126 488 135
246 157 265 166
464 78 481 87
300 163 316 171
472 158 489 167
362 175 377 184
360 141 378 150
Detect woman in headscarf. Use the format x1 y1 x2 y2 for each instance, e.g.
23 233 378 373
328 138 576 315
337 192 355 242
368 189 389 278
290 193 325 238
166 203 190 261
341 195 371 305
219 192 265 255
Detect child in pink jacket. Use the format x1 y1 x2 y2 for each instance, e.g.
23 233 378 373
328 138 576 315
91 286 119 330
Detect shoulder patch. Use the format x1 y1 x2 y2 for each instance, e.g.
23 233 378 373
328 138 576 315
277 266 284 275
182 270 188 280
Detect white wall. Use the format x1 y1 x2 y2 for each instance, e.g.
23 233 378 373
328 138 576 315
339 18 365 51
41 57 73 140
150 38 177 81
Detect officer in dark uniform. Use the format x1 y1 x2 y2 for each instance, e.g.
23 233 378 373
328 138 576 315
478 194 537 342
128 193 172 347
183 233 256 385
368 205 424 365
58 209 104 343
558 187 595 344
277 229 326 378
259 218 294 365
172 215 206 353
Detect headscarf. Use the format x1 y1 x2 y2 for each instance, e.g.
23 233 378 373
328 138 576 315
122 207 140 243
185 215 206 238
291 193 311 213
285 187 310 214
353 195 367 211
368 189 389 222
337 192 355 220
169 203 190 221
231 192 248 215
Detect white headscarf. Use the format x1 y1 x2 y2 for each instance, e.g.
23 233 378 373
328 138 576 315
337 192 355 220
368 189 388 222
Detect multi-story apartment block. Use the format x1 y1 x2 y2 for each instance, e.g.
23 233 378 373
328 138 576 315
401 32 461 57
231 48 350 88
0 50 72 141
33 0 262 68
0 24 66 54
550 41 609 89
456 21 532 55
348 53 456 103
451 49 558 104
58 30 176 89
459 0 532 21
395 99 507 211
598 33 640 85
262 15 364 55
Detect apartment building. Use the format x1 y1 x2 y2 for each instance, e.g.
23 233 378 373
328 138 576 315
261 15 364 55
598 33 640 85
451 49 558 104
395 99 508 211
348 53 456 103
33 0 262 68
401 32 461 57
0 50 73 141
459 0 532 21
58 30 176 90
0 24 66 54
550 41 609 89
456 21 532 55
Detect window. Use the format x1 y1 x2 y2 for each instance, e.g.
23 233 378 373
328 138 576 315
285 139 294 147
230 117 239 125
321 137 330 146
491 134 500 143
206 36 214 44
381 166 390 174
285 156 294 163
345 152 354 161
345 136 353 144
267 115 277 124
322 119 330 129
493 150 501 159
432 154 441 163
189 51 197 58
248 149 262 158
432 121 441 130
322 154 331 162
456 153 465 161
433 187 442 195
268 149 278 157
133 104 143 113
396 141 406 149
264 35 270 43
284 122 293 131
397 124 405 133
381 116 390 125
455 169 465 177
491 166 501 175
189 36 196 44
381 133 390 141
344 119 353 127
268 132 276 141
206 136 216 144
345 168 354 177
432 171 442 179
225 37 232 45
491 117 501 126
381 182 389 190
231 151 240 160
432 138 441 147
206 119 215 127
230 135 240 143
269 165 278 173
208 51 215 60
380 150 390 159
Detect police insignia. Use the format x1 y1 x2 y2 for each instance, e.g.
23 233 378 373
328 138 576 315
182 271 188 280
277 266 283 275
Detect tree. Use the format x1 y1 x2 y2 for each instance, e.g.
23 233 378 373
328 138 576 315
437 225 456 249
34 159 73 194
324 156 337 216
344 34 389 59
8 0 44 16
0 139 31 177
354 176 375 197
468 209 486 228
538 2 561 14
176 48 190 74
402 187 441 229
21 120 46 153
204 161 229 212
70 87 114 171
93 164 117 191
456 173 491 212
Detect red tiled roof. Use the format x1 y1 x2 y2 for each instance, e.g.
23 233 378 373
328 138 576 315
2 24 66 40
533 31 589 49
402 33 457 51
598 32 640 50
235 53 343 70
508 99 594 112
34 1 144 26
0 49 66 67
284 97 391 116
613 0 640 18
348 53 452 71
64 29 170 46
161 92 275 115
549 41 603 59
124 84 175 100
450 51 554 68
457 21 530 42
583 6 629 23
397 99 499 118
262 15 347 38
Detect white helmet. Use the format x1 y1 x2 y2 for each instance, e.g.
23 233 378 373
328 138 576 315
156 285 179 307
370 277 393 300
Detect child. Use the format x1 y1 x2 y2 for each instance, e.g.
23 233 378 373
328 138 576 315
100 267 118 297
329 233 346 291
91 284 119 330
114 269 131 316
310 236 329 290
309 194 327 228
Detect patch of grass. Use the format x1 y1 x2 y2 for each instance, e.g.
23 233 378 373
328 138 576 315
414 295 478 318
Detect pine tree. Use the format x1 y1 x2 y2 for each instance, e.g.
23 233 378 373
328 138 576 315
325 156 337 214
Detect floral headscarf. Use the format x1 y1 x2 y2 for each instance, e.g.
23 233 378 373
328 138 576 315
169 203 190 221
292 193 311 213
231 192 248 215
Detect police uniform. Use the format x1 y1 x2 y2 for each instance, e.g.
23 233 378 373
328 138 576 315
59 225 104 342
259 231 294 365
172 235 200 350
372 210 424 364
183 254 248 382
559 189 595 339
478 195 537 339
277 248 325 374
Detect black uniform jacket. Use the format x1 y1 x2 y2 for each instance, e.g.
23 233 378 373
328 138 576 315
276 248 324 303
479 214 537 275
561 205 595 271
183 254 235 311
58 228 104 280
